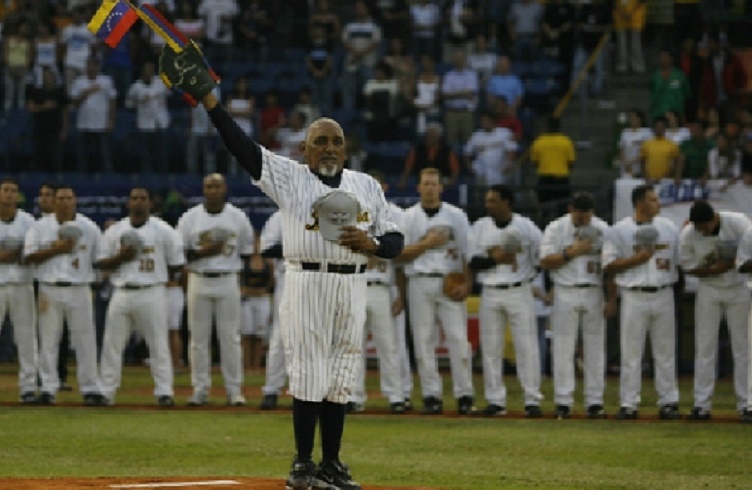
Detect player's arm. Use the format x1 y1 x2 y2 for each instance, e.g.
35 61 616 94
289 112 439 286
0 247 22 264
603 272 618 319
603 239 653 275
24 237 76 265
94 244 137 270
393 267 407 316
397 228 449 262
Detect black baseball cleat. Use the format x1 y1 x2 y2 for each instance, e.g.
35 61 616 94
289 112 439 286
59 382 73 392
403 398 413 411
422 396 443 415
285 457 316 490
83 393 104 407
478 404 506 416
740 408 752 423
260 394 278 410
658 403 680 420
525 405 543 418
688 407 711 420
314 459 361 490
346 402 365 414
587 404 607 419
20 392 37 405
38 392 55 405
157 395 175 408
457 396 474 415
554 405 571 419
390 402 406 414
616 407 638 420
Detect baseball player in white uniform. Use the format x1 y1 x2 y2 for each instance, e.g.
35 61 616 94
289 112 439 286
679 200 751 419
24 185 103 406
400 167 475 416
468 184 543 417
177 174 254 407
737 226 752 423
240 234 274 371
96 188 185 407
540 192 611 419
258 210 287 410
166 272 186 373
0 178 38 404
602 184 680 420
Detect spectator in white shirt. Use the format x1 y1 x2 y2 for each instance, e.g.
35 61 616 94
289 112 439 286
363 61 401 141
197 0 239 68
410 0 441 62
708 132 742 190
276 111 307 163
618 109 653 177
464 111 518 185
341 0 382 111
59 7 96 93
508 0 544 61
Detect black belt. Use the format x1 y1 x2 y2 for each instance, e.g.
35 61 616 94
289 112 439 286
301 262 366 274
367 281 388 287
195 271 234 278
571 283 597 288
627 285 671 293
416 273 444 278
122 284 154 290
486 282 523 290
45 282 75 287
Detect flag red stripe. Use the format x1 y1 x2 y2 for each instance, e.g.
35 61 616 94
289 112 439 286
104 8 138 48
141 3 188 44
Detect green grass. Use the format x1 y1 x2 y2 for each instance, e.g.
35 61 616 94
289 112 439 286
0 364 750 489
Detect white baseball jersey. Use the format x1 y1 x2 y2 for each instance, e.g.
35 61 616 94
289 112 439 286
0 210 35 283
735 225 752 284
469 214 542 285
680 211 750 288
177 203 254 273
602 216 679 288
253 147 401 264
366 203 404 285
540 215 611 286
24 214 102 284
99 217 185 287
402 202 470 276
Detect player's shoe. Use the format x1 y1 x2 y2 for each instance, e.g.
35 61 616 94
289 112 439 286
658 404 680 420
554 405 571 419
59 382 73 392
157 395 175 407
187 391 208 406
477 404 506 417
227 394 246 406
586 405 607 419
83 393 104 407
390 402 406 414
740 408 752 423
313 459 361 490
616 407 638 420
422 396 443 415
346 402 365 414
403 398 413 412
285 457 316 490
525 405 543 418
260 394 278 410
38 393 55 405
457 396 475 415
20 392 37 405
688 407 711 420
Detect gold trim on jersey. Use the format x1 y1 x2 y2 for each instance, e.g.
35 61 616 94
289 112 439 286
305 211 320 231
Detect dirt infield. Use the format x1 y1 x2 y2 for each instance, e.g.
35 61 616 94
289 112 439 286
0 477 435 489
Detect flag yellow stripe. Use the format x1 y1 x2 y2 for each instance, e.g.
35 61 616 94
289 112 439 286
87 0 119 33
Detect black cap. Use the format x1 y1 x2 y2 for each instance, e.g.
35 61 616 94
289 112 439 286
689 200 715 223
571 192 595 211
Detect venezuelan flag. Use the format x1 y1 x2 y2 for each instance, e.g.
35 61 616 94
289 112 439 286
135 3 188 53
87 0 138 48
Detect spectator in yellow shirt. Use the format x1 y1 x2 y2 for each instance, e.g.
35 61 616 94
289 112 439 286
530 116 576 211
640 116 679 183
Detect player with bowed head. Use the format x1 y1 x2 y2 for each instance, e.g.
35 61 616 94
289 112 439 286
95 187 185 407
158 43 403 490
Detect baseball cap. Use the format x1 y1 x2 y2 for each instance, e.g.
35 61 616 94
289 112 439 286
313 189 362 242
689 200 715 223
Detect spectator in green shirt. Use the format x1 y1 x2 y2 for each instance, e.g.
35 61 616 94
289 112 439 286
649 50 691 122
676 121 714 184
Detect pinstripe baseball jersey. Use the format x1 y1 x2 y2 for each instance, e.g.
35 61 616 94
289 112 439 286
177 203 254 273
252 146 400 264
602 216 679 288
0 210 35 283
402 202 469 276
469 214 542 285
24 214 102 284
540 215 611 286
99 217 185 287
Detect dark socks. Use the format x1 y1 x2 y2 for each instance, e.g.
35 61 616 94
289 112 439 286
292 398 321 461
320 400 346 463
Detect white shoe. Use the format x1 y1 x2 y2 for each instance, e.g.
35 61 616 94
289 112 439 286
187 392 208 406
227 394 246 406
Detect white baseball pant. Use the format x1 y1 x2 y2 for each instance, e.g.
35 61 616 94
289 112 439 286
479 283 542 406
262 284 287 396
390 310 413 400
352 284 404 404
99 286 173 400
619 288 679 409
551 285 605 408
280 270 366 404
38 284 100 395
408 276 473 400
693 283 749 412
0 283 36 394
240 295 271 338
167 286 185 331
187 273 243 397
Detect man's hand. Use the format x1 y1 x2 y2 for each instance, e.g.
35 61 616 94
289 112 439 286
339 226 378 254
159 41 219 107
118 245 139 263
391 295 404 317
421 229 449 249
199 240 225 258
604 297 618 319
489 245 516 265
0 248 21 264
54 238 76 255
567 238 593 258
631 247 655 265
709 258 734 275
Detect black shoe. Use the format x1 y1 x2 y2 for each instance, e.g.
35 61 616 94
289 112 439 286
525 405 542 418
157 395 175 408
403 398 413 411
346 402 364 414
688 407 711 420
422 396 443 415
658 404 680 420
554 405 571 419
740 408 752 424
20 392 37 405
479 404 506 416
260 394 278 410
83 393 103 407
38 393 55 405
285 457 316 490
314 459 361 490
390 402 406 414
616 407 638 420
587 404 607 419
457 395 474 415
